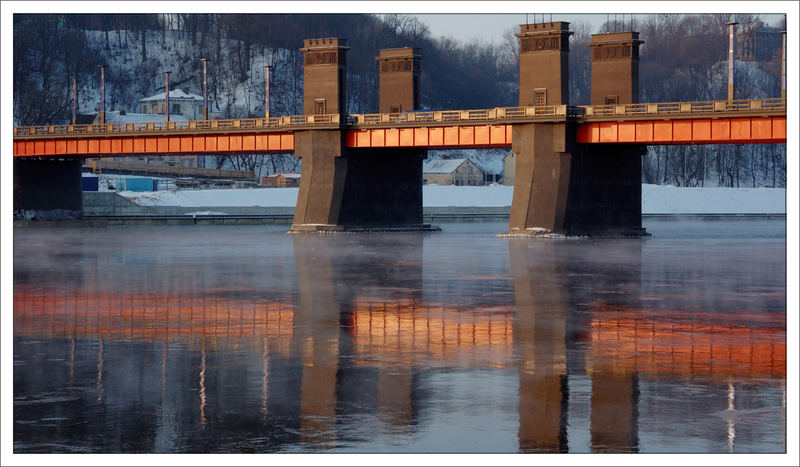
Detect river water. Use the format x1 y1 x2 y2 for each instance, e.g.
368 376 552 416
12 219 786 454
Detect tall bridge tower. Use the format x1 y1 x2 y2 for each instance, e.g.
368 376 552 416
516 21 572 106
291 40 431 232
377 47 421 114
509 22 645 236
588 32 643 105
299 38 349 116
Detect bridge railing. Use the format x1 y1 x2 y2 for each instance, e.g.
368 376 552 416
13 113 343 137
350 105 572 126
13 99 785 137
579 98 786 117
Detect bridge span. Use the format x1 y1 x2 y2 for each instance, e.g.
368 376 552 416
12 21 788 236
13 98 786 157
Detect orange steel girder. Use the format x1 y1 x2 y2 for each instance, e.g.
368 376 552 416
345 125 513 149
577 116 786 144
13 117 786 158
13 132 295 158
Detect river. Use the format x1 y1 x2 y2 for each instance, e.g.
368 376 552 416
12 219 786 453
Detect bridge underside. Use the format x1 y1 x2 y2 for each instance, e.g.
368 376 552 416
14 158 83 220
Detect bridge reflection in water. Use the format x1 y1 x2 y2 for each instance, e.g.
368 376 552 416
13 226 785 453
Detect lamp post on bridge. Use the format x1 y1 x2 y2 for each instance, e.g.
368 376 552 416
727 21 738 103
264 65 270 120
72 75 77 126
164 71 171 125
781 31 786 101
99 65 105 125
201 58 208 120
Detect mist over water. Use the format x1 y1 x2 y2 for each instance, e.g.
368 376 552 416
13 220 786 453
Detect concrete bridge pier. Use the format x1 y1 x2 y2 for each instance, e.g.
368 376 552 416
290 130 431 232
13 158 83 220
290 40 436 232
508 123 646 236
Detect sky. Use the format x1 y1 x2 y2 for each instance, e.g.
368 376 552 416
412 12 788 45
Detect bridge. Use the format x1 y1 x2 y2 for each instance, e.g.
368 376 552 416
13 23 787 235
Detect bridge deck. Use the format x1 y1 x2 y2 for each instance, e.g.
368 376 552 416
12 99 786 157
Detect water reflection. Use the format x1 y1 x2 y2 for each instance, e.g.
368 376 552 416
13 223 785 453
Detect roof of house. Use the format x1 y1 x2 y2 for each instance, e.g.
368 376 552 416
140 89 204 102
423 158 469 174
103 111 187 123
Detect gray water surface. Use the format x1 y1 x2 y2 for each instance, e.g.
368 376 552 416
13 220 786 453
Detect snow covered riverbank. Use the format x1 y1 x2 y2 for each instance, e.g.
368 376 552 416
118 184 786 214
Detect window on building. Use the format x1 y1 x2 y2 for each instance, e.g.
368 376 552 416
604 95 619 105
314 99 326 115
172 104 181 114
534 88 547 106
390 105 401 114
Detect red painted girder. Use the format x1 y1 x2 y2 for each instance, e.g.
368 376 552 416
577 116 786 144
13 132 295 158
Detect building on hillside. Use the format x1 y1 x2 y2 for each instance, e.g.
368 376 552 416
262 172 301 187
139 88 222 121
422 158 485 186
503 151 516 186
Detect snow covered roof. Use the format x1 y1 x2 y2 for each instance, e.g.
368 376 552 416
471 157 503 175
140 89 204 102
103 111 187 123
423 158 468 174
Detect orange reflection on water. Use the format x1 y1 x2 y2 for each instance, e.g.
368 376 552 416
350 298 514 368
587 305 785 379
14 287 295 346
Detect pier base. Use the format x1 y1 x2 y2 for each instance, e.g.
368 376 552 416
290 129 438 233
508 123 646 237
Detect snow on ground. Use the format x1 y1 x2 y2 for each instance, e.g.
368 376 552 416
117 184 786 214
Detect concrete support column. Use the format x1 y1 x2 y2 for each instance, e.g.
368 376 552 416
508 123 645 236
292 130 348 228
509 123 572 233
13 158 83 220
290 130 429 231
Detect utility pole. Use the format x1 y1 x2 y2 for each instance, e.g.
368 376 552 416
727 21 738 102
72 76 77 125
99 65 105 125
264 65 270 119
201 58 208 120
164 71 171 124
781 31 786 100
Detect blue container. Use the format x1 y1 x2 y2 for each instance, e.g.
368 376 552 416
81 176 99 191
118 177 154 192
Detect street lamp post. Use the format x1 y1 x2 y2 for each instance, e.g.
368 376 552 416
72 75 77 126
727 21 738 102
164 71 171 124
99 65 105 125
781 31 786 101
264 65 270 120
201 58 208 120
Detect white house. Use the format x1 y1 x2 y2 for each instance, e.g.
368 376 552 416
139 89 221 121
